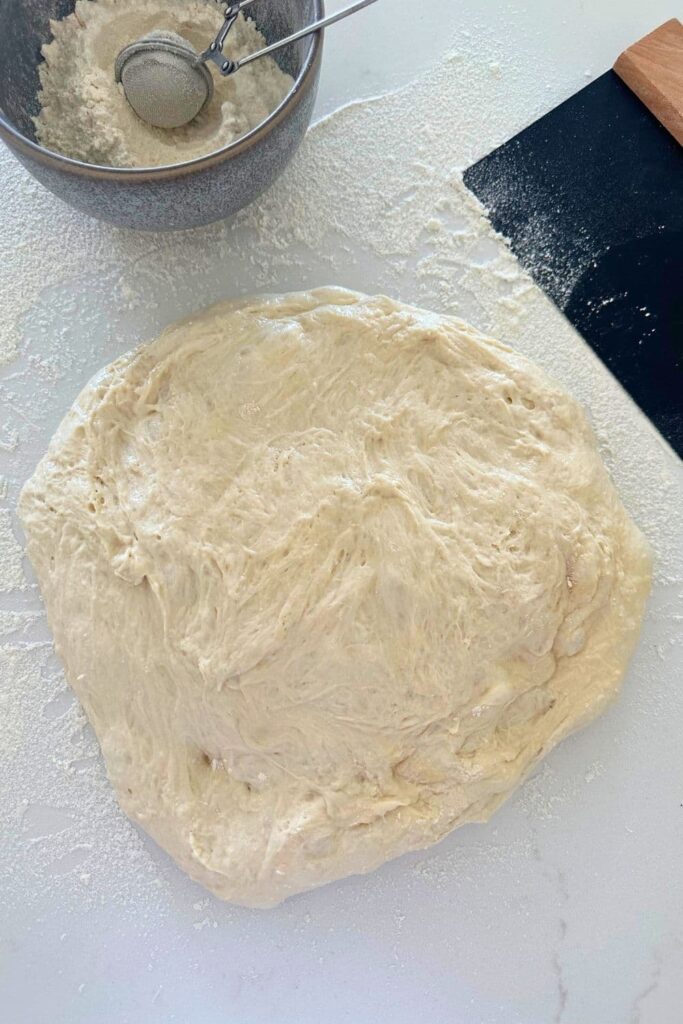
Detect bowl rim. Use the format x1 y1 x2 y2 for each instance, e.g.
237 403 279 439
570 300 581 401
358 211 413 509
0 0 324 182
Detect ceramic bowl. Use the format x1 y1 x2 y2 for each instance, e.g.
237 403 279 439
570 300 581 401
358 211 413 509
0 0 323 230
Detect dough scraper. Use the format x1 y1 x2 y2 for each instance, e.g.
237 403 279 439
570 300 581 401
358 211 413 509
464 19 683 458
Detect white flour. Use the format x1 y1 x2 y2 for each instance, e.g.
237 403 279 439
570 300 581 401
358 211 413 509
33 0 293 168
1 34 681 921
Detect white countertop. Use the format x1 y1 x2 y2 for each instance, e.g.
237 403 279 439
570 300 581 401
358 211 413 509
1 2 682 1023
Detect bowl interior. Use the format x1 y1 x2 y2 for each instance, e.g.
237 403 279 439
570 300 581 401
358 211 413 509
0 0 317 145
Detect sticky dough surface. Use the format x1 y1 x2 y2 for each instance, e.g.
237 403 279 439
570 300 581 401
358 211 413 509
20 289 651 906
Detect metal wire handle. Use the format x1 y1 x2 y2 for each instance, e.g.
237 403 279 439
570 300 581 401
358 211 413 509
199 0 379 76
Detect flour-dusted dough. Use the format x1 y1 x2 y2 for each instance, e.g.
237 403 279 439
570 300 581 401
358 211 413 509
20 289 651 907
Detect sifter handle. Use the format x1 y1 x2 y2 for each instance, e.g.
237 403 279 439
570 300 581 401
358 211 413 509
202 0 380 76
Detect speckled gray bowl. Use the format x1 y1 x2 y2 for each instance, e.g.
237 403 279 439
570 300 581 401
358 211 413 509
0 0 323 230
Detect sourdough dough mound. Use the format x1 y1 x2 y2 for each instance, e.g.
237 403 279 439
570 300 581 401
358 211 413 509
20 289 651 906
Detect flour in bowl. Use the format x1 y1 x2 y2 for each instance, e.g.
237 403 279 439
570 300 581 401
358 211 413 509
33 0 294 168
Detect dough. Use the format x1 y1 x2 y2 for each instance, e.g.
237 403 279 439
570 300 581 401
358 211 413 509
20 289 651 907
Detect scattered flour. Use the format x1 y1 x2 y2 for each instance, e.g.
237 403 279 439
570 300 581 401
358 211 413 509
34 0 293 168
0 508 26 592
0 29 681 924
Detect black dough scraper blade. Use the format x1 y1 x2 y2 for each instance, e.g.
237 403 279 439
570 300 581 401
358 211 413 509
464 21 683 457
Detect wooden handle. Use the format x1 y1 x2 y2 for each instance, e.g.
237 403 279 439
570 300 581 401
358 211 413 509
614 19 683 145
